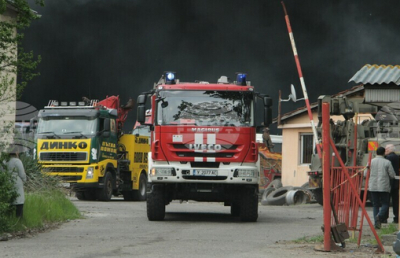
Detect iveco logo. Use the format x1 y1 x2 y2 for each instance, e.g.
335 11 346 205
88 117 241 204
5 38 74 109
188 144 222 151
191 128 220 132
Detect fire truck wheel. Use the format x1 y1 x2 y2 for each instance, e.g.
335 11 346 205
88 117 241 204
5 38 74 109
240 188 258 222
133 173 147 201
147 185 165 221
230 202 240 217
264 186 294 206
313 188 323 206
98 172 113 201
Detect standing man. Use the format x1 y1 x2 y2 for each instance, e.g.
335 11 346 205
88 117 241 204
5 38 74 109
385 144 400 223
367 146 396 229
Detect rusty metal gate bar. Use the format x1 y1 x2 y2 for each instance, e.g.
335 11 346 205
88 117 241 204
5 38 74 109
322 102 384 252
330 166 365 230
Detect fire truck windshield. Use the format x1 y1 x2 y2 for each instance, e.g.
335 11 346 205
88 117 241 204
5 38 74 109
156 90 254 126
37 117 98 136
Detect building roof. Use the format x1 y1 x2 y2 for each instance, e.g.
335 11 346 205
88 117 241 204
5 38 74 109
277 85 364 123
349 64 400 86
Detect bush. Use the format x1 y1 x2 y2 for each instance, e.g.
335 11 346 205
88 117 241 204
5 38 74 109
0 154 77 235
19 154 61 192
9 190 81 231
0 156 18 233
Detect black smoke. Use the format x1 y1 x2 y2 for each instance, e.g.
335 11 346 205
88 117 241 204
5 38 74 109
21 0 400 132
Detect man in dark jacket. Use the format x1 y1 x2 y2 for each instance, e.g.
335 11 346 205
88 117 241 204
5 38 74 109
385 144 400 223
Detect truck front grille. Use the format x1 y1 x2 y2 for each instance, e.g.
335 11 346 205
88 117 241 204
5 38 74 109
42 167 85 173
60 176 82 181
190 162 220 168
40 152 87 161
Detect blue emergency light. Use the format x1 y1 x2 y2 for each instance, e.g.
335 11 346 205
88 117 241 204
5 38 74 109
165 72 176 84
236 73 247 86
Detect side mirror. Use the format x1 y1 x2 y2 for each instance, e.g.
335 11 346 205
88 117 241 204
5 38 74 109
263 96 272 127
29 118 37 133
137 106 146 124
264 96 272 107
137 94 146 105
264 106 272 127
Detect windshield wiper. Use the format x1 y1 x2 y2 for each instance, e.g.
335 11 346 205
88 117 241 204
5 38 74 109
63 131 88 139
39 132 61 139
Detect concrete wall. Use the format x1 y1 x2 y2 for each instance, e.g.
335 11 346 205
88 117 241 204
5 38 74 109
0 7 18 147
280 112 317 187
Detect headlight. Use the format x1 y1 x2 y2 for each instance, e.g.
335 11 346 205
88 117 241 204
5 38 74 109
150 167 176 176
234 169 257 177
86 167 94 179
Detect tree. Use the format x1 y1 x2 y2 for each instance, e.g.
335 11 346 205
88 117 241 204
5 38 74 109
0 0 43 233
0 0 43 150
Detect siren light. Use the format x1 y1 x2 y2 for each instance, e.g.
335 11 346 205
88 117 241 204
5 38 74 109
236 73 247 86
165 72 176 84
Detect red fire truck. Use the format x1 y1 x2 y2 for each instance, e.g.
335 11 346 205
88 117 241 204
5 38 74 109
137 72 272 221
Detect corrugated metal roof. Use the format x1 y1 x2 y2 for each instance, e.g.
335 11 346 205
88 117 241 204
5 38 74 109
349 64 400 85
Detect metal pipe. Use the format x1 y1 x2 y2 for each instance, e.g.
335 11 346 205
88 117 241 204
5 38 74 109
322 103 331 251
281 1 321 157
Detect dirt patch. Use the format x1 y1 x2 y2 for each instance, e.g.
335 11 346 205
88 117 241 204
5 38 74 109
0 222 62 241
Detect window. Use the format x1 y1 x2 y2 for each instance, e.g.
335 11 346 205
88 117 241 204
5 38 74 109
300 133 314 164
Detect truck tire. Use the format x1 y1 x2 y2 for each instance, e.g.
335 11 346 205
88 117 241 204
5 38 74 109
264 186 294 206
133 173 147 201
313 188 323 206
260 187 276 205
85 190 97 200
76 191 85 200
230 202 240 217
265 179 282 190
240 188 258 222
97 172 113 201
147 185 165 221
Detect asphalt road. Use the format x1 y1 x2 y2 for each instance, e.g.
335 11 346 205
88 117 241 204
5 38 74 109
0 197 391 258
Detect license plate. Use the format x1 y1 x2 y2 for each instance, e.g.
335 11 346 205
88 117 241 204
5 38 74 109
193 169 218 176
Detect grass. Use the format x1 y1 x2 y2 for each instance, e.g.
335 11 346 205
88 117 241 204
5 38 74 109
6 190 82 233
293 234 324 244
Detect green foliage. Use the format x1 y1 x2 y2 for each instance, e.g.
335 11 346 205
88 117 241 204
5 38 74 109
0 161 18 233
9 190 82 231
19 154 62 192
0 0 44 98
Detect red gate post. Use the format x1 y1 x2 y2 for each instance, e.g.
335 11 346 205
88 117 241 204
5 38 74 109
322 103 331 251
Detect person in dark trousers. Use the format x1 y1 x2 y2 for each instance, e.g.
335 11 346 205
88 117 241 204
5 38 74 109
4 144 27 218
367 146 396 229
385 144 400 223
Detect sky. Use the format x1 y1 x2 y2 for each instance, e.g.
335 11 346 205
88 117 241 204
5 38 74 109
21 0 400 132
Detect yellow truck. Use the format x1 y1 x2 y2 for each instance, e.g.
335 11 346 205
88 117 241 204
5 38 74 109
34 96 150 201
